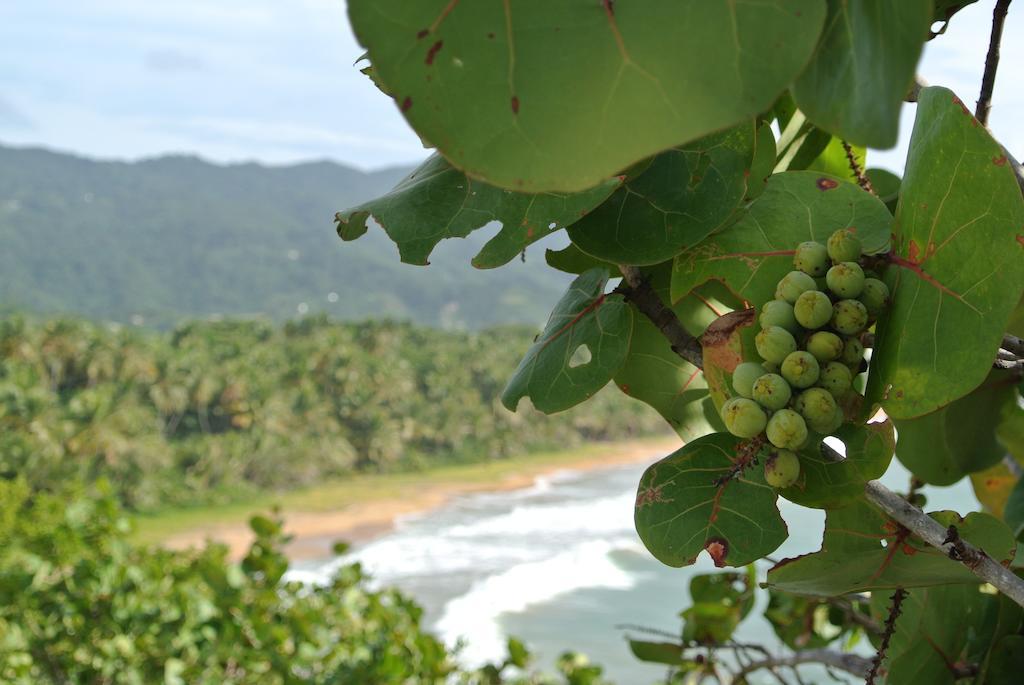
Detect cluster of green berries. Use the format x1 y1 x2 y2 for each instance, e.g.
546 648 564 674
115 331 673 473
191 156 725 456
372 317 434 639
720 229 890 489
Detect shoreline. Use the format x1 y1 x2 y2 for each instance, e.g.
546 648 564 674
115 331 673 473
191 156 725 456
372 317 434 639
145 436 681 562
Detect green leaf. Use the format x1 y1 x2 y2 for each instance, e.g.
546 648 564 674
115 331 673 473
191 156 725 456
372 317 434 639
931 1 979 38
767 501 1016 596
634 433 788 568
865 87 1024 419
626 640 689 667
746 123 777 201
502 268 633 413
347 0 827 192
792 0 932 148
780 421 895 509
894 371 1017 486
566 123 756 265
671 171 892 305
875 584 992 685
336 154 621 268
544 243 616 277
866 167 901 214
700 309 758 412
614 267 733 441
981 635 1024 684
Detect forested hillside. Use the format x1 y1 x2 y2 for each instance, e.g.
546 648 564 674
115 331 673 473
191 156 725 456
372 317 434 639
0 144 571 328
0 314 665 511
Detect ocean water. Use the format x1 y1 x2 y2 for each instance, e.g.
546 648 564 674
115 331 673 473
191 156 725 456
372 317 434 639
289 450 978 684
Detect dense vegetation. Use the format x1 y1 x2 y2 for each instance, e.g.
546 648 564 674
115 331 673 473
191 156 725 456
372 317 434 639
0 314 664 511
0 144 573 328
0 479 610 685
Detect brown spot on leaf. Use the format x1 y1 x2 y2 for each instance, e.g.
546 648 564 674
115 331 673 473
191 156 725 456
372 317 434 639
511 95 520 114
635 484 671 508
620 383 630 393
700 309 756 373
425 40 444 65
400 96 413 112
994 155 1008 166
526 226 534 238
417 29 429 39
487 32 495 39
1017 234 1024 247
816 177 839 191
705 538 729 567
603 0 615 16
907 240 922 264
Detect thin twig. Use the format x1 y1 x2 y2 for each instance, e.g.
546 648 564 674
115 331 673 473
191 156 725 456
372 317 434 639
976 0 1014 125
841 141 876 195
866 588 907 685
617 265 703 368
733 649 871 683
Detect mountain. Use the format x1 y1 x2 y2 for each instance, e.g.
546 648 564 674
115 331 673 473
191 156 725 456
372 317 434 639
0 144 572 328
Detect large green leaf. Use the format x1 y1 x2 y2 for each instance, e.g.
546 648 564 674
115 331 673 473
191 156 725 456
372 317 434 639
615 267 732 441
779 421 895 509
347 1 826 192
336 154 621 268
874 584 991 685
501 268 632 413
865 87 1024 419
767 500 1016 596
566 123 756 265
894 371 1017 486
671 171 892 305
634 433 788 568
791 0 932 148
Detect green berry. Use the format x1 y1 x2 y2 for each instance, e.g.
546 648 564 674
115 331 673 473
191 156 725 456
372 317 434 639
859 278 890 318
793 290 833 330
793 241 829 277
831 299 869 336
775 271 817 304
721 397 768 438
766 409 808 450
732 362 768 399
781 351 820 389
840 337 864 366
795 387 838 433
818 361 853 398
825 262 865 299
752 373 792 411
806 331 844 363
759 300 800 334
827 228 862 263
762 360 780 374
755 326 798 364
764 449 801 489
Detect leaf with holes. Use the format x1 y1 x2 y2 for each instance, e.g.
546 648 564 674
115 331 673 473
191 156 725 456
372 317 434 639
501 268 632 413
767 500 1016 596
566 123 756 265
894 371 1017 486
873 584 993 685
779 421 895 509
670 171 892 305
347 0 826 192
791 0 932 148
865 87 1024 420
615 266 734 440
634 432 788 569
336 153 621 268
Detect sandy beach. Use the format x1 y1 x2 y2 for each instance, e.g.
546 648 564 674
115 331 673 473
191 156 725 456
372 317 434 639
159 437 682 561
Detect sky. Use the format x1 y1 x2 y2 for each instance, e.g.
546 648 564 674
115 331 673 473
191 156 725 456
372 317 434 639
0 1 1021 173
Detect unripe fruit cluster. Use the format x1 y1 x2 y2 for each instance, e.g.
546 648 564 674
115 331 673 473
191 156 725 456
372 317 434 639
723 229 889 489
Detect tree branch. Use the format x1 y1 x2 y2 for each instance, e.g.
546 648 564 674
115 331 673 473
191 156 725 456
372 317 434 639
841 141 875 195
617 265 703 369
976 0 1013 126
866 588 906 685
733 649 872 683
864 480 1024 608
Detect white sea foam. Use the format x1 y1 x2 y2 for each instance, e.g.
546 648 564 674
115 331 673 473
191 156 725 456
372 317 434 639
435 538 638 666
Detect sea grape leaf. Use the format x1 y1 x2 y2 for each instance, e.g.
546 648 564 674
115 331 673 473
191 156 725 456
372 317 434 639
502 268 632 413
767 500 1016 596
634 433 788 569
874 583 991 685
544 243 616 277
614 268 730 441
627 641 691 667
792 0 932 149
932 1 979 38
671 171 892 305
866 167 901 214
779 421 895 509
746 123 777 201
865 87 1024 420
699 309 758 413
981 635 1024 684
682 567 757 643
336 154 621 268
347 0 826 192
566 123 756 265
893 371 1017 486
